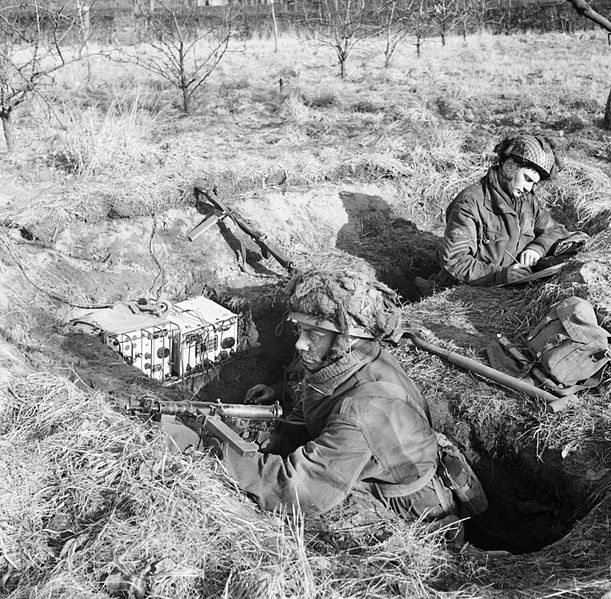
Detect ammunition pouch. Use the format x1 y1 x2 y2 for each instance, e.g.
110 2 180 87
435 432 488 517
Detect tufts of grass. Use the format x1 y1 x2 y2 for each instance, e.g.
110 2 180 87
279 91 311 126
0 372 451 599
47 97 161 177
301 87 338 109
542 158 611 234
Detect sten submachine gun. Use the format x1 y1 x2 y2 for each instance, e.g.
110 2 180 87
127 398 283 457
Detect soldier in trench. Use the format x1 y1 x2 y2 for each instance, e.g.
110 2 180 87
216 268 485 536
416 134 588 292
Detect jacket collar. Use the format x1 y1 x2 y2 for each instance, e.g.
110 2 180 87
484 167 520 215
304 340 380 397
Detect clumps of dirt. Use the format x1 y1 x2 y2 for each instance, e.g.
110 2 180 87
333 190 444 299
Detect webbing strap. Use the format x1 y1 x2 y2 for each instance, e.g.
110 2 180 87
374 463 437 498
431 474 455 515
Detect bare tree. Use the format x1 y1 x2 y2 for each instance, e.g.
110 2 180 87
304 0 381 78
565 0 611 129
0 1 94 152
124 0 241 114
455 0 487 40
410 0 432 57
429 0 458 46
376 0 416 68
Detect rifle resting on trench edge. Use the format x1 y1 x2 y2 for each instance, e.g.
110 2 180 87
126 398 283 457
187 186 575 412
189 185 294 273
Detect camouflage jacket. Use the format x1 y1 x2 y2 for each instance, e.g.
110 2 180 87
223 341 439 516
443 167 569 286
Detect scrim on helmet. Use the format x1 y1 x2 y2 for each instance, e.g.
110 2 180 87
286 268 402 352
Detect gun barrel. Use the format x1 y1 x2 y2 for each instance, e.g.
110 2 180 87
141 398 282 420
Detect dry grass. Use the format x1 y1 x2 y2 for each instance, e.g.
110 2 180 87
0 29 610 599
0 373 451 598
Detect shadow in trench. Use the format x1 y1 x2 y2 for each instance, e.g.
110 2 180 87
465 453 588 554
335 190 444 300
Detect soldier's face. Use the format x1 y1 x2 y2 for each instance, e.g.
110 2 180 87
294 323 338 371
502 159 541 198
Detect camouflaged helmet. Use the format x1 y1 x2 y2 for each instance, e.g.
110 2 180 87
495 135 558 179
286 268 402 352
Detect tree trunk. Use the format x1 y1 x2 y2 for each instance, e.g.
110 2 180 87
337 46 347 78
1 110 14 152
270 0 278 53
604 88 611 130
565 0 611 131
567 0 611 32
179 41 189 114
182 87 190 114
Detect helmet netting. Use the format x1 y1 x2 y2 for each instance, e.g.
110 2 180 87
286 268 402 353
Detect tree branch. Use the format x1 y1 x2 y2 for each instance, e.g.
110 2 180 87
566 0 611 33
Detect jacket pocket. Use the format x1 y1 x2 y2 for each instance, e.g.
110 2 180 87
481 225 508 245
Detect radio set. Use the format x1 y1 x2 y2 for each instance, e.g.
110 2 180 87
88 296 240 383
168 296 239 379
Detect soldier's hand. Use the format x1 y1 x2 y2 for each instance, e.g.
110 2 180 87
506 263 532 283
518 249 541 268
244 384 277 405
259 435 283 455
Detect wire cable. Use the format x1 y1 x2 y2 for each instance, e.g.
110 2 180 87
0 224 115 309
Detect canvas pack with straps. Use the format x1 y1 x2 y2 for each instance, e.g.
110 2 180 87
355 381 487 517
527 296 610 388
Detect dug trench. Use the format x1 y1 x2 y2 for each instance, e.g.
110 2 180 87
192 302 595 556
4 183 608 571
57 301 593 556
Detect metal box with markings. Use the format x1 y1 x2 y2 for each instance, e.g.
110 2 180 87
170 296 239 378
103 317 179 382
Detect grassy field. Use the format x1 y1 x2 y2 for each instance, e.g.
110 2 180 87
0 29 610 598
